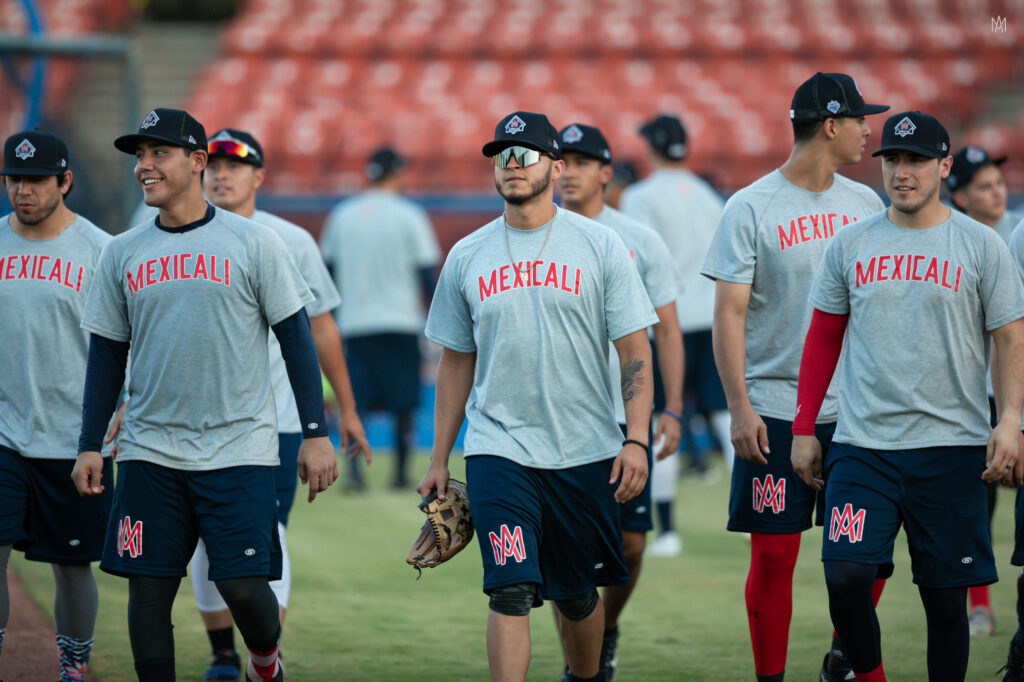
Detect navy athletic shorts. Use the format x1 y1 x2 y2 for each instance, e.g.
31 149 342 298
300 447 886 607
344 332 421 413
274 432 302 527
465 455 629 603
727 417 834 534
822 443 997 588
1013 487 1024 567
618 422 654 533
100 460 282 581
0 446 113 564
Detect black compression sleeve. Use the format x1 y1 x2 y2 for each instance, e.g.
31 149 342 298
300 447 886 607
78 334 129 454
272 308 328 439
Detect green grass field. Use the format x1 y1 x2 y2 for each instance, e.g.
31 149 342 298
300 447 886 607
12 453 1021 681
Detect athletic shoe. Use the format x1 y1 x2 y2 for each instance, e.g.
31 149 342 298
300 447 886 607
1000 641 1024 681
968 605 995 637
819 648 855 682
599 628 619 681
559 667 571 682
204 649 241 681
647 531 682 557
245 658 285 682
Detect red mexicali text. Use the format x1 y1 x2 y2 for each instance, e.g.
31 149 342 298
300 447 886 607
778 214 857 251
478 261 582 302
126 253 231 297
854 254 962 292
0 254 84 291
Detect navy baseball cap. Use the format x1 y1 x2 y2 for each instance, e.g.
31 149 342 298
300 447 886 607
946 145 1007 190
208 128 264 167
1 129 69 176
790 72 889 123
559 123 612 164
639 114 687 160
482 111 561 159
114 108 207 155
365 147 406 181
872 111 950 159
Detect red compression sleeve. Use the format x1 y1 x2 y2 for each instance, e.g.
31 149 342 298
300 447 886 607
792 308 848 435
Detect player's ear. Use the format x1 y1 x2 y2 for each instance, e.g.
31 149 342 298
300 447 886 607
938 155 953 178
192 149 208 174
252 167 266 191
822 117 839 140
551 158 565 180
600 163 614 185
58 169 73 196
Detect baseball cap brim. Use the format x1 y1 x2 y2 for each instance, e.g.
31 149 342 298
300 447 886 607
481 139 548 158
871 143 946 159
0 166 62 176
114 132 195 155
849 103 890 117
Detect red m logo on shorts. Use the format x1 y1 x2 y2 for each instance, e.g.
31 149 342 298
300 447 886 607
752 475 786 514
488 524 526 566
829 503 866 543
117 516 143 558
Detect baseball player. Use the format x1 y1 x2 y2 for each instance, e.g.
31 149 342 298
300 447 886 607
998 219 1024 682
185 128 371 681
554 122 682 681
320 147 440 490
0 129 112 681
417 111 657 682
945 144 1021 637
701 72 890 682
791 110 1024 682
619 113 731 557
72 108 337 682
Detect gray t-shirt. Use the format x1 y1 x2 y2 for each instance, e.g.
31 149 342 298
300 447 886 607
0 216 111 459
593 205 680 423
619 168 723 332
425 206 659 469
991 210 1022 244
810 210 1024 449
82 207 314 470
701 170 885 422
320 189 440 336
253 210 341 434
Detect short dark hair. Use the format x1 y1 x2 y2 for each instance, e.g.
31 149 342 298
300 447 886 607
792 120 824 144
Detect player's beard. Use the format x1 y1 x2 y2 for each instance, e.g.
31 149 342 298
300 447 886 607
13 191 61 226
496 166 552 206
890 181 938 215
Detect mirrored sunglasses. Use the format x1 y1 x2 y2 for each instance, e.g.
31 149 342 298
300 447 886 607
492 146 546 169
208 139 262 163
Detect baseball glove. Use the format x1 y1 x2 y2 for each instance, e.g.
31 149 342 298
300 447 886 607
406 479 474 578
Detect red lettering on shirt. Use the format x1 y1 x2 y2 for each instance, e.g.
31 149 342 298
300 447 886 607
125 253 231 296
0 253 85 292
854 253 963 294
476 260 584 301
778 213 855 251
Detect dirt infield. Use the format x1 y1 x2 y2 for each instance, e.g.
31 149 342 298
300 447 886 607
1 567 101 682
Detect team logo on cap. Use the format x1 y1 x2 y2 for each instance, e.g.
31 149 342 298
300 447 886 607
14 138 36 160
505 115 526 135
966 146 985 163
562 125 584 143
141 111 160 129
894 116 916 137
826 100 841 114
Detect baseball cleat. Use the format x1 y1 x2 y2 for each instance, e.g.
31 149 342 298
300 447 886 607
1000 641 1024 681
819 648 855 682
245 658 285 682
204 649 241 681
968 605 995 637
599 628 619 681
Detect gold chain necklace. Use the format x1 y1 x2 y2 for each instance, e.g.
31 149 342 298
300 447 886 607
504 214 555 274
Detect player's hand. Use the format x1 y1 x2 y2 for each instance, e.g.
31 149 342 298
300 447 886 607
610 443 649 503
985 417 1021 485
297 436 338 502
338 409 371 465
791 435 824 490
104 402 127 460
416 460 450 501
654 412 682 460
71 451 105 496
730 404 770 465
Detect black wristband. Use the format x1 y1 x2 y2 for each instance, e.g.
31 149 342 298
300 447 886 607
622 439 650 455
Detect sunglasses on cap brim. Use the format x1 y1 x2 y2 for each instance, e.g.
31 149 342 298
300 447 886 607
492 146 552 169
208 139 262 163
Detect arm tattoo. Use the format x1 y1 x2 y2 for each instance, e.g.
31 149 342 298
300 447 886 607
621 358 645 404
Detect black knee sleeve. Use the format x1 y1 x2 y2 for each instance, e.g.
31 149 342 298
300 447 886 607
555 589 599 622
127 575 181 662
488 583 536 617
214 576 279 651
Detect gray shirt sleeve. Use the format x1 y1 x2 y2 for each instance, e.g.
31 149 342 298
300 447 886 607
425 252 476 352
701 196 757 284
808 238 850 315
82 241 131 342
250 229 314 325
604 235 659 341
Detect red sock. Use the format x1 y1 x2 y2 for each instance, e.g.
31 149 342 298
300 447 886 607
746 532 801 676
968 585 990 610
248 645 279 681
855 662 886 681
